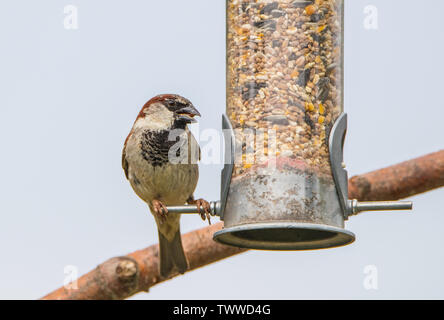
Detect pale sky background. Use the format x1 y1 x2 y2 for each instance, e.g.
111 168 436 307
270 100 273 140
0 0 443 300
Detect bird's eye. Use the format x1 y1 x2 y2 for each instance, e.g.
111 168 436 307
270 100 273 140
176 102 186 107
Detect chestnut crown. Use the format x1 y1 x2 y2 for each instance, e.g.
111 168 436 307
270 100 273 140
138 94 201 125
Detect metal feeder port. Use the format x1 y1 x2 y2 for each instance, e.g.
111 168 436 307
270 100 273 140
168 0 412 251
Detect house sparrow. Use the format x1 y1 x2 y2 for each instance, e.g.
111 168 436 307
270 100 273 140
122 94 211 278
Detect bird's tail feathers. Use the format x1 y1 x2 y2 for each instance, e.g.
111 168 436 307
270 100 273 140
158 229 188 278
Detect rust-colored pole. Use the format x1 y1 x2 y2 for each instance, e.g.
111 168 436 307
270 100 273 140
348 150 444 201
42 150 444 300
42 223 243 300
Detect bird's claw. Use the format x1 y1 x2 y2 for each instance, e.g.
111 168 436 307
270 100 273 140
152 200 168 224
195 199 212 225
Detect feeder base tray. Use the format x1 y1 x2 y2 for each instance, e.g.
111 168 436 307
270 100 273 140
213 222 355 251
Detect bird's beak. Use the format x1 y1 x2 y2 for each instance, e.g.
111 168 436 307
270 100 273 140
177 105 201 124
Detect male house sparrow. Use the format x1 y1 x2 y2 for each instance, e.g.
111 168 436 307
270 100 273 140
122 94 211 278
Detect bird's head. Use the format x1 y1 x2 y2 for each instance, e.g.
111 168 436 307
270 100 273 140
135 94 201 131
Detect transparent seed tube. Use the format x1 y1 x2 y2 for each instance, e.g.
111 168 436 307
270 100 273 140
227 0 344 177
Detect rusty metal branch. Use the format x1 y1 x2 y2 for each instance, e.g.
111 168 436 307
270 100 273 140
42 150 444 300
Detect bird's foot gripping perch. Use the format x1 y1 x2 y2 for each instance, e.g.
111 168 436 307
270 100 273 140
187 197 212 225
196 199 212 224
152 199 168 224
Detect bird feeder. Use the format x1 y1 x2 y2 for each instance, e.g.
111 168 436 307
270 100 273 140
167 0 412 250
